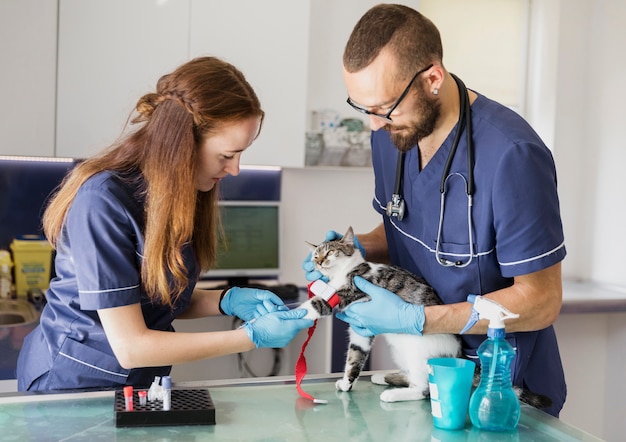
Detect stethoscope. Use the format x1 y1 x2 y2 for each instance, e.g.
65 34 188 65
385 73 475 267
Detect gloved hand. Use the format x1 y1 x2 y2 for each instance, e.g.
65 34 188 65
335 276 425 337
244 309 314 348
220 287 288 322
302 230 366 282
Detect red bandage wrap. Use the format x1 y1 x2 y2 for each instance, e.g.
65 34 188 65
294 282 339 403
326 292 340 309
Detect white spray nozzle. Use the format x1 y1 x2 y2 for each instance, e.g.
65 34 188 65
472 295 519 329
460 295 519 334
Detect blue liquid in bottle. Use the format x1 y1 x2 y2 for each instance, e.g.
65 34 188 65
469 327 520 431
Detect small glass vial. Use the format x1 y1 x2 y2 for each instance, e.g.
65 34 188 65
138 390 147 407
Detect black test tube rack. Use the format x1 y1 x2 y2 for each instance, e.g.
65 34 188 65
114 388 216 427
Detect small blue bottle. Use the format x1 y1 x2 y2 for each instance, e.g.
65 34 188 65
462 295 520 431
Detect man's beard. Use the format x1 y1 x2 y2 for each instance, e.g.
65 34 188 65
387 87 441 153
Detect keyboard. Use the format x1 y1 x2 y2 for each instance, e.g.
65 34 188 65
211 283 302 301
263 284 301 300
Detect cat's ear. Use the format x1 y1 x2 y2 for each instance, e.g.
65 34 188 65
343 226 355 245
305 241 318 251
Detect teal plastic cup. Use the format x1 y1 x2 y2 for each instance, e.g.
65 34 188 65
428 357 476 430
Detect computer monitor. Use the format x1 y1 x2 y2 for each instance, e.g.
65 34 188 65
201 200 281 286
199 166 282 287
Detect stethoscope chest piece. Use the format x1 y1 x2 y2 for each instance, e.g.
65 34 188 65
386 148 407 221
386 193 405 221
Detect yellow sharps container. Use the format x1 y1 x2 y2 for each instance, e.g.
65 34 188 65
10 236 53 297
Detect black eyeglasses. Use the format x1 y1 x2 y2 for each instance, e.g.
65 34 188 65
346 64 433 124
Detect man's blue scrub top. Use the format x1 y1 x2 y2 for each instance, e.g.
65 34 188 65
370 93 567 416
17 171 198 391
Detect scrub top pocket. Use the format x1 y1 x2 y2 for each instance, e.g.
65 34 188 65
17 329 53 391
47 336 130 390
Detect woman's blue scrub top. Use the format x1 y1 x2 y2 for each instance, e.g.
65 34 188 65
17 171 198 391
371 93 567 416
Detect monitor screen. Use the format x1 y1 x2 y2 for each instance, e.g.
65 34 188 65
201 201 280 284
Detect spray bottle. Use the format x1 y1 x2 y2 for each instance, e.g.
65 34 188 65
460 295 520 431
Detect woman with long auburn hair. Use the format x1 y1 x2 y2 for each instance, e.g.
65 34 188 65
17 56 313 391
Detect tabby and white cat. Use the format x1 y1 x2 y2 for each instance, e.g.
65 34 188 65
300 226 461 403
300 226 551 409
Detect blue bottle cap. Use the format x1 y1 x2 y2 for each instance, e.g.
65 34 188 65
487 327 506 339
162 376 172 388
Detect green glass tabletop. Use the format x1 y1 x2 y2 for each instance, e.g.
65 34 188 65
0 374 602 441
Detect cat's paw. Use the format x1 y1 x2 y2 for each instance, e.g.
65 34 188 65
379 389 400 403
379 387 426 403
298 300 321 320
371 373 389 386
335 378 353 392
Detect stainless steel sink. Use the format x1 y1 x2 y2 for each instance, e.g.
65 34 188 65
0 299 39 327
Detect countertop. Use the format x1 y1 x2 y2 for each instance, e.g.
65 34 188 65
561 279 626 314
280 278 626 315
204 278 626 315
0 372 603 441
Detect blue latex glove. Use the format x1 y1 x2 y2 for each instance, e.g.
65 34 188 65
302 230 366 282
335 276 425 337
243 309 314 348
220 287 288 322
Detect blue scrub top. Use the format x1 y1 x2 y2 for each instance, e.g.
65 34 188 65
17 171 198 391
371 93 567 416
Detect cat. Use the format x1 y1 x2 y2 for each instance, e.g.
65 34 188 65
299 226 552 408
299 226 461 403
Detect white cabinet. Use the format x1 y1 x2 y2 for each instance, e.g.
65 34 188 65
0 0 57 157
189 1 309 168
55 0 189 159
55 0 310 166
2 1 527 162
